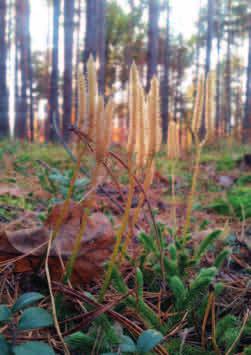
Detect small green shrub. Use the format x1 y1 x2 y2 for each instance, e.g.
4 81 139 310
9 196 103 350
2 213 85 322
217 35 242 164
0 292 55 355
210 186 251 219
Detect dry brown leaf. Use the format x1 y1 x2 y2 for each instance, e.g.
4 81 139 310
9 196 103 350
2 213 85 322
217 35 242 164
0 202 115 284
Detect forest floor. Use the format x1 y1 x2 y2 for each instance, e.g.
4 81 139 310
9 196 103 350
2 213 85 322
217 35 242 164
0 140 251 355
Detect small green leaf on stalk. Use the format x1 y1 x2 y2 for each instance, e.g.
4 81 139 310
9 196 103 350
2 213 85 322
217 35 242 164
0 305 11 323
13 341 55 355
18 307 53 331
137 329 163 353
12 292 44 312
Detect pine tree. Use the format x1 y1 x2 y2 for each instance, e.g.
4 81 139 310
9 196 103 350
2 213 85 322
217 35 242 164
244 12 251 142
147 0 160 91
84 0 97 63
48 0 60 141
15 0 29 139
161 1 170 143
63 0 75 141
97 0 106 95
0 0 9 137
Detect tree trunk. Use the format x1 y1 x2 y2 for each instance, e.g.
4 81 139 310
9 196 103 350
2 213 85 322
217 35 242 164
0 0 9 138
15 0 29 140
215 0 222 135
26 0 34 141
244 14 251 143
146 0 160 91
224 0 232 135
84 0 97 63
48 0 60 141
74 0 81 124
205 0 214 76
161 1 170 143
202 0 214 135
97 0 106 95
63 0 74 141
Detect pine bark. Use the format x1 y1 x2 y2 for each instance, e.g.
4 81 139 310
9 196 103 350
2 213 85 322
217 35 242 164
15 0 29 139
84 0 97 63
97 0 106 95
147 0 160 91
161 2 170 143
244 13 251 143
63 0 75 141
48 0 60 141
0 0 9 137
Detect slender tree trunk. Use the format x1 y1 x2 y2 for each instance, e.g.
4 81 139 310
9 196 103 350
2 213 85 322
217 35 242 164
215 0 222 135
244 13 251 143
84 0 97 63
215 35 221 135
26 0 34 141
15 0 29 139
97 0 106 95
74 0 81 124
15 1 19 136
202 0 214 135
0 0 9 137
146 0 160 91
48 0 60 141
205 0 214 76
224 0 232 135
63 0 74 141
161 1 170 143
195 0 202 84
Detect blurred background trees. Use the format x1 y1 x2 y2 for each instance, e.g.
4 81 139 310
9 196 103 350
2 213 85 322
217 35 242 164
0 0 250 143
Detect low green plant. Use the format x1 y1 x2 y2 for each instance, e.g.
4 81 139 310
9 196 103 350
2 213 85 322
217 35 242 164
37 166 90 202
103 329 163 355
210 186 251 219
0 292 55 355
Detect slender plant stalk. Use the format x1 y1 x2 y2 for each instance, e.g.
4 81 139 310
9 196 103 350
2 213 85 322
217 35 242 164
201 291 214 348
64 210 89 280
225 310 249 355
99 161 135 302
64 161 104 281
171 159 177 230
211 294 221 355
51 144 86 242
183 138 202 236
120 157 154 258
45 231 70 355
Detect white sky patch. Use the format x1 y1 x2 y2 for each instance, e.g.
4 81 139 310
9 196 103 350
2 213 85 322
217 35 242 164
30 0 50 51
30 0 201 51
170 0 200 38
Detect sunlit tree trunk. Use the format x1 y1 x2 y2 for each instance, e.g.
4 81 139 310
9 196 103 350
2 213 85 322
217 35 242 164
0 0 9 137
244 13 251 143
48 0 60 141
147 0 160 91
63 0 74 141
